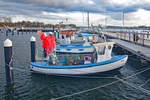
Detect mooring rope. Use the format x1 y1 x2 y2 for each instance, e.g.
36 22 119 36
12 67 28 72
5 55 14 70
53 74 116 79
50 80 120 100
12 55 29 65
139 78 150 87
51 66 150 100
115 76 150 95
7 58 29 73
123 66 150 80
127 53 136 57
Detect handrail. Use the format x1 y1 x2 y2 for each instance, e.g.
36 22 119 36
102 30 150 46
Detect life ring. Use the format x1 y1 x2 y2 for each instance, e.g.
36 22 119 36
84 56 90 61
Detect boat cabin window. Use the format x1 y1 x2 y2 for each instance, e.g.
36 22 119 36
66 34 70 38
108 45 111 50
78 35 82 37
98 46 106 55
79 49 84 51
66 49 71 51
58 55 64 60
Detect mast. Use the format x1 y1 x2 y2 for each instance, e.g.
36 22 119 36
82 8 84 25
105 17 107 27
87 12 89 30
122 12 124 27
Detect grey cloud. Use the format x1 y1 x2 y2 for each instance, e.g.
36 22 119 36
2 0 150 13
0 1 67 22
27 0 74 7
1 0 150 25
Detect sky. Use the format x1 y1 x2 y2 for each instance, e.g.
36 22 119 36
0 0 150 26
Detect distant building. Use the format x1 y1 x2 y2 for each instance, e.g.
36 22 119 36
0 17 12 23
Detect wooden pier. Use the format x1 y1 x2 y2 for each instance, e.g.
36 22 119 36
110 39 150 61
103 31 150 61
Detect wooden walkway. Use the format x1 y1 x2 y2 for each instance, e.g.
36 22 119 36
110 39 150 61
104 31 150 47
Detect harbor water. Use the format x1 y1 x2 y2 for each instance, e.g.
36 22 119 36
0 32 150 100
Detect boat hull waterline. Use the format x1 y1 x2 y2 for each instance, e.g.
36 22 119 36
30 55 128 75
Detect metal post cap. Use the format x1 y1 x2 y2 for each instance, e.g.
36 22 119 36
30 36 36 41
4 39 12 47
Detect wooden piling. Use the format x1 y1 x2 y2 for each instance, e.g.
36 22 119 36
135 32 137 44
120 32 122 39
142 34 145 46
129 32 131 41
124 32 126 40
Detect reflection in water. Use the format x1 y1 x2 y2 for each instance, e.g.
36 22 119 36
4 84 15 100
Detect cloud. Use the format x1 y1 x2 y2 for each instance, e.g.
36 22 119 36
1 0 150 26
123 9 150 26
2 0 150 13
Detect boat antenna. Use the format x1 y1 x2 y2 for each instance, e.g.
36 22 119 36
82 8 84 25
122 12 125 27
87 11 89 30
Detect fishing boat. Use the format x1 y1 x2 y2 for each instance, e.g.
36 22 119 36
55 31 98 54
80 32 106 43
30 40 128 75
56 29 77 44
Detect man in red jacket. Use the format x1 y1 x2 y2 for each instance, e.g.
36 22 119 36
37 30 55 54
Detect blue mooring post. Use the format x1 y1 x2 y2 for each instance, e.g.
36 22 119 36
4 39 13 85
30 36 36 62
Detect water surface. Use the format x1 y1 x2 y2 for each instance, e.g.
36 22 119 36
0 31 150 100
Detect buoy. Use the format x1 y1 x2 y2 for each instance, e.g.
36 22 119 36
37 30 42 35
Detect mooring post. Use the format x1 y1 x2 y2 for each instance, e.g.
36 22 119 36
22 30 23 35
142 34 145 46
120 32 122 39
6 30 8 36
17 31 19 35
129 32 131 41
53 25 55 32
135 32 137 44
4 39 13 85
12 31 14 36
124 32 126 40
30 36 36 62
12 29 14 36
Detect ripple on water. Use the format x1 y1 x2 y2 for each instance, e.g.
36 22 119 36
1 33 150 100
